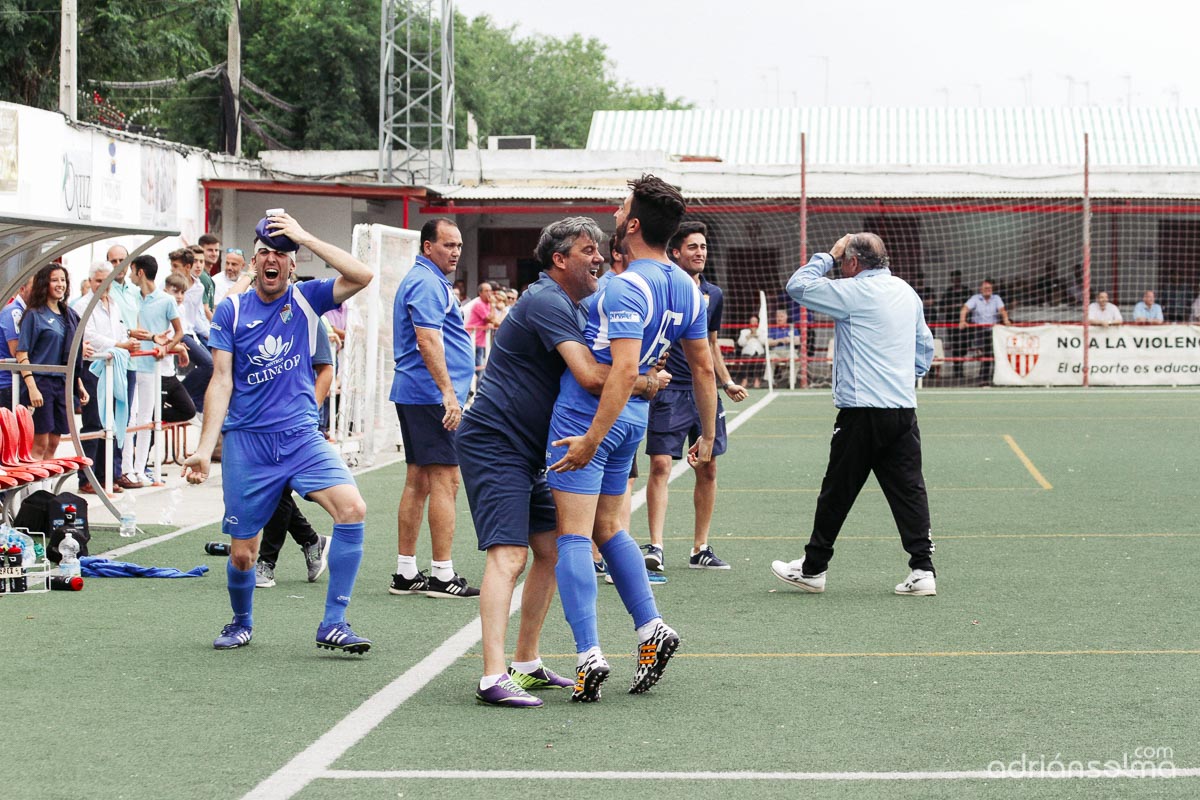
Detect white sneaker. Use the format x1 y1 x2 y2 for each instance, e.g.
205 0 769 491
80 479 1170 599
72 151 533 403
254 561 276 588
894 569 937 596
770 558 826 593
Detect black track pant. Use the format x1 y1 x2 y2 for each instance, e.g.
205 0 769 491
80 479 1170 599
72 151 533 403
803 407 935 575
258 489 320 568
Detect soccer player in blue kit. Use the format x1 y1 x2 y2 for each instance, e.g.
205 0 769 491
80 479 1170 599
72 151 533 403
547 175 718 701
183 212 375 654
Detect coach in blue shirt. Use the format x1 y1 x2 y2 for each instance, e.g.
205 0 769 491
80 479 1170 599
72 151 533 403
389 219 478 599
771 233 939 597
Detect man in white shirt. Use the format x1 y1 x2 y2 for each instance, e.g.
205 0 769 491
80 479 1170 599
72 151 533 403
212 248 251 305
1088 291 1123 327
80 265 140 494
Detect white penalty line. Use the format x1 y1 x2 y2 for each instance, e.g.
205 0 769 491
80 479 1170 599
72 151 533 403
243 390 780 800
321 767 1200 782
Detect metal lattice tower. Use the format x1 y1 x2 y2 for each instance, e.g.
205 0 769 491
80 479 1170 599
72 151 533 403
378 0 455 186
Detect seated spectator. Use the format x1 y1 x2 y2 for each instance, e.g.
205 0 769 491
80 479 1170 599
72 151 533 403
1088 291 1123 327
767 308 795 385
1132 290 1164 325
736 314 766 388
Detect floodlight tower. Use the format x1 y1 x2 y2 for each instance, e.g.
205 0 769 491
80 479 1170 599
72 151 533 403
378 0 456 185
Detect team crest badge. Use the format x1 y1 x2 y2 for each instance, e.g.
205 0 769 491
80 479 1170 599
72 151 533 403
280 303 293 324
1005 332 1040 378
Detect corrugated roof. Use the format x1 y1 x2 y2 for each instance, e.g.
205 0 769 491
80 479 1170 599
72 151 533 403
586 108 1200 167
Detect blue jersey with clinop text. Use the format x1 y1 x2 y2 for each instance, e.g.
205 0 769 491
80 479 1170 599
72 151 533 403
556 257 708 426
208 278 337 433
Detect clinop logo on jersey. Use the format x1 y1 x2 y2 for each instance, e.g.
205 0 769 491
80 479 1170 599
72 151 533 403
246 334 302 386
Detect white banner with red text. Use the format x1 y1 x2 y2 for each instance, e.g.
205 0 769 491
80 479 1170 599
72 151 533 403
992 324 1200 386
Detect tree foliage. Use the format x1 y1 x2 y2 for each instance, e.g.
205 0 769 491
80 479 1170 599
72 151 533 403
0 1 687 155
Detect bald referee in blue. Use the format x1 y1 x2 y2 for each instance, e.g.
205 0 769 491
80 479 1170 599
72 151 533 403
184 211 375 654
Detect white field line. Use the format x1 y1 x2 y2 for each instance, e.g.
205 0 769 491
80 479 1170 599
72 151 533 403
95 455 403 561
321 767 1200 782
242 390 780 800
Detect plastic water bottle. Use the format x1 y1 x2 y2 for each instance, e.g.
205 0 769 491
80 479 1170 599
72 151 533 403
59 530 81 578
119 494 137 538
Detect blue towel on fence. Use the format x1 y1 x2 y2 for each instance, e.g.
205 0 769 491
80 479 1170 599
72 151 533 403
89 348 131 447
80 556 208 578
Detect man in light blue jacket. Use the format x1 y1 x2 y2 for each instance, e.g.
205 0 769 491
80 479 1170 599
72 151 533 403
771 233 939 597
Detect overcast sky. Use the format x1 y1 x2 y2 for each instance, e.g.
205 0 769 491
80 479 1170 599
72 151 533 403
453 0 1193 108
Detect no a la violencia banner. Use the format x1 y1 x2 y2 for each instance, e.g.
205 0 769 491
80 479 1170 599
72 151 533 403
992 324 1200 386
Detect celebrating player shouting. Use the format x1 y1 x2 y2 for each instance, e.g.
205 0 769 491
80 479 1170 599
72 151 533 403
184 211 375 654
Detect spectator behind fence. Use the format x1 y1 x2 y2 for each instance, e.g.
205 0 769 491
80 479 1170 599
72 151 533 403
959 278 1010 385
1191 291 1200 323
737 314 766 388
1132 290 1164 325
16 263 91 461
767 308 795 385
1088 291 1123 327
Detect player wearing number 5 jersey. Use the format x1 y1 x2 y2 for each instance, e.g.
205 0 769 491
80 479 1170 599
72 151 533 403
546 174 717 701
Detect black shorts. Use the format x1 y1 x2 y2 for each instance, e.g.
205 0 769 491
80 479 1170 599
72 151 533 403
396 403 459 466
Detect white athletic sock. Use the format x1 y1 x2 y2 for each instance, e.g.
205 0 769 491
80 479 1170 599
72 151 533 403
431 559 455 582
636 617 663 642
577 645 603 668
510 658 542 674
396 554 417 579
479 673 506 690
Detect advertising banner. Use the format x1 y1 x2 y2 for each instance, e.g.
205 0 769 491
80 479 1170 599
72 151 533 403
993 324 1200 386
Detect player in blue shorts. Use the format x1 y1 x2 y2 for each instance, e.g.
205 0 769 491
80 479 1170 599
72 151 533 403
546 175 718 701
643 221 748 573
183 211 374 654
458 217 667 707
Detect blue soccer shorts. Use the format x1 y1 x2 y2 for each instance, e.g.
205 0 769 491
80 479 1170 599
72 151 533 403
545 404 644 496
645 387 728 459
221 426 354 539
456 418 556 550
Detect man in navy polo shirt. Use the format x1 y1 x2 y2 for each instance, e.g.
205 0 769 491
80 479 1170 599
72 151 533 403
458 217 665 706
389 218 479 598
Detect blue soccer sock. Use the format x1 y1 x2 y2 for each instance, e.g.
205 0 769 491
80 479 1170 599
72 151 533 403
322 522 365 627
599 530 660 629
227 560 255 628
556 534 600 653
